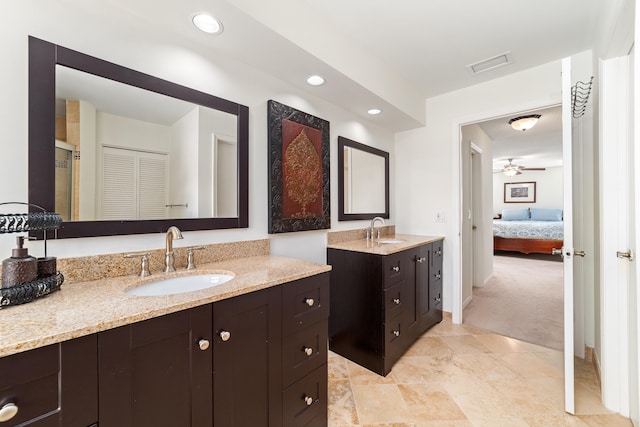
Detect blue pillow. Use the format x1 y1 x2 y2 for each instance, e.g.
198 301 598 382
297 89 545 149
501 208 530 221
530 208 563 221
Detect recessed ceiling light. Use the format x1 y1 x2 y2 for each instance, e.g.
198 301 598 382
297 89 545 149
306 75 325 86
192 13 223 35
367 108 382 115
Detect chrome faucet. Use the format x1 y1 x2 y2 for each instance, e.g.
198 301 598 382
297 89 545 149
164 226 183 273
370 216 385 240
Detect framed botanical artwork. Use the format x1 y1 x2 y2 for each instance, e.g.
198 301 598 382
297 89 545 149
504 181 536 203
267 100 330 233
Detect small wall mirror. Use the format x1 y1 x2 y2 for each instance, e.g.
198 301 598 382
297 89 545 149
338 136 389 221
29 37 249 238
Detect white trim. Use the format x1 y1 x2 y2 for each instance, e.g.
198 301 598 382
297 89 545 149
463 295 473 309
470 142 483 154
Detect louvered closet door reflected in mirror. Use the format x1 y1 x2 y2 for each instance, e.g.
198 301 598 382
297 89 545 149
100 146 169 220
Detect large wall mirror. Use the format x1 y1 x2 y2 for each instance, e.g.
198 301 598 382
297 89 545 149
338 136 389 221
29 36 249 238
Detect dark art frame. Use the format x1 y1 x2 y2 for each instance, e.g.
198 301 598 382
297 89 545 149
504 181 536 203
267 100 330 233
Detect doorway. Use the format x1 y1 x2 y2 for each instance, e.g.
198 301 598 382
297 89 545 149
460 105 564 350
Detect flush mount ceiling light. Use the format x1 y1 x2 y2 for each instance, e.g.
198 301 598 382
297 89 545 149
192 13 223 34
508 114 541 131
306 75 325 86
367 108 382 115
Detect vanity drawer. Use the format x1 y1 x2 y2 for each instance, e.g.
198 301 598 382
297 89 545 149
383 253 405 287
283 273 330 336
282 364 327 427
0 344 60 426
282 321 328 387
431 240 443 270
384 282 404 320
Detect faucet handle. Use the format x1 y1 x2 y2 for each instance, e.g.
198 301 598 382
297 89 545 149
124 252 151 277
186 246 205 270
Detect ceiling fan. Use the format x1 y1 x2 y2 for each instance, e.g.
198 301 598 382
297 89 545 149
496 158 546 176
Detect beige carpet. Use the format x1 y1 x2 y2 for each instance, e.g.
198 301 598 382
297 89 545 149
463 253 564 350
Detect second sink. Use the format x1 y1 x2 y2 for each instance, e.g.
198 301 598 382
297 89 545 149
126 272 235 296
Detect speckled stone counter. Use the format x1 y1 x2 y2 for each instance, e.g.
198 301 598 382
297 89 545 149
326 233 444 255
0 254 331 358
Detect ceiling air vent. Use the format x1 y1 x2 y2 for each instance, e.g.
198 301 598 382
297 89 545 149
467 51 512 75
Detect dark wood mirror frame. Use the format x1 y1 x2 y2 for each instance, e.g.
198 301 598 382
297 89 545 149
28 36 249 239
337 136 389 221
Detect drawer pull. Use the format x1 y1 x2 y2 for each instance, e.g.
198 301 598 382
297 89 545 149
303 395 314 406
304 347 313 356
198 339 210 350
435 296 441 303
305 298 315 307
0 402 18 422
393 298 400 305
391 266 400 272
435 273 441 279
393 330 400 337
416 257 426 263
219 330 231 342
435 249 442 255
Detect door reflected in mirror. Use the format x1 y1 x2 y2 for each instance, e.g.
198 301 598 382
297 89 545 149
338 136 389 221
55 65 238 222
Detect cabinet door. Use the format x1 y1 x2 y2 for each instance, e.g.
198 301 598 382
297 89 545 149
98 305 213 427
213 287 282 427
415 244 431 326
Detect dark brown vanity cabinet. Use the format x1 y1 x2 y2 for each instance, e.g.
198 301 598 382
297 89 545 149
98 305 213 427
212 286 282 427
0 272 330 427
328 240 443 376
0 335 98 427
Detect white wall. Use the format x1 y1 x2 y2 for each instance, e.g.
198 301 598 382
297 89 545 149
493 167 564 215
170 108 200 219
0 0 395 265
395 58 564 315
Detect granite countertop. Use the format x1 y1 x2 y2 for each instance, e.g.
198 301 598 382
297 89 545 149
0 255 331 358
326 234 444 255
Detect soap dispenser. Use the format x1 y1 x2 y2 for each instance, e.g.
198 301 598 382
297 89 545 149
1 236 37 288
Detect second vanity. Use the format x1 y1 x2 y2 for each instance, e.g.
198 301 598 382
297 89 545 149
327 234 444 376
0 242 330 427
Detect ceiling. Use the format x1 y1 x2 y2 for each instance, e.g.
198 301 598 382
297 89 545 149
64 0 603 133
476 105 563 170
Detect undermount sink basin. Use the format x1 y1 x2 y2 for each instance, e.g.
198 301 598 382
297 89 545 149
126 272 235 296
377 239 404 244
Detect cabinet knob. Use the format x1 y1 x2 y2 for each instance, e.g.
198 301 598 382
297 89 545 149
416 257 426 263
392 266 400 272
0 402 18 422
393 298 400 305
303 396 314 406
219 330 231 342
304 347 313 356
198 339 210 351
435 273 441 279
436 249 442 255
305 298 315 307
393 330 400 337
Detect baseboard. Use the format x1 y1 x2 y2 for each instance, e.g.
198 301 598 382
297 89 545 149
584 346 593 363
474 273 494 289
591 347 602 389
463 295 473 308
442 310 452 320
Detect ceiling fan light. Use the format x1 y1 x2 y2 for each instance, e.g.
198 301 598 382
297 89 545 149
503 167 519 177
508 114 541 131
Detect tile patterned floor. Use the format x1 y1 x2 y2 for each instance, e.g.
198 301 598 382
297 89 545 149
328 317 633 427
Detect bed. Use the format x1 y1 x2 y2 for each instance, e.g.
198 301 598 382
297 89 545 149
493 207 564 255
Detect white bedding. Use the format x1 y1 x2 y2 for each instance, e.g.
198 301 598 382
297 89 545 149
493 219 564 240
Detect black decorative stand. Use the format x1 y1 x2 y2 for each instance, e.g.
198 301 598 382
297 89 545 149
0 202 64 308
